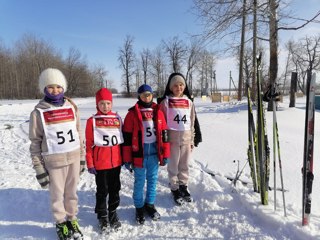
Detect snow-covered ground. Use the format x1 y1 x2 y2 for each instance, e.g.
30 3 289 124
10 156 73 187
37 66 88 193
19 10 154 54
0 95 320 239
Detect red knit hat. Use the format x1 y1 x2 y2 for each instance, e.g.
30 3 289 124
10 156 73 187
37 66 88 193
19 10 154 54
96 88 112 105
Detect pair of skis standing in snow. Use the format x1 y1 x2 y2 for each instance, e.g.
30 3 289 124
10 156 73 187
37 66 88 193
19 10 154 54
245 54 316 226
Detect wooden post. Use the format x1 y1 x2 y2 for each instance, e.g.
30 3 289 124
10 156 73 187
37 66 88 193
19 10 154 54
289 72 297 107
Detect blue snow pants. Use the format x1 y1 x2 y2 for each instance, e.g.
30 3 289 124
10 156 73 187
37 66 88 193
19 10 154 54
133 142 159 208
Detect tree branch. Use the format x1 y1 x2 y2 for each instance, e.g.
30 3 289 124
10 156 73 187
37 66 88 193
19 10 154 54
278 11 320 31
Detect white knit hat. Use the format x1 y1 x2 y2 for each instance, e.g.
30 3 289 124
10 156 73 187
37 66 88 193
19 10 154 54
38 68 67 93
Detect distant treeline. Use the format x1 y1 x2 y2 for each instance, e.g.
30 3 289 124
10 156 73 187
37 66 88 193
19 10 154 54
0 34 112 99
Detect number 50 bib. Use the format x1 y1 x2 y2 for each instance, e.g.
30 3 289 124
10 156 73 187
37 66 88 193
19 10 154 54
167 97 191 131
38 106 80 155
93 114 123 146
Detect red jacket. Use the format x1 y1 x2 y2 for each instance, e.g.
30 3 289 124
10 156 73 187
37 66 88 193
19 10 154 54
85 111 122 170
122 102 170 168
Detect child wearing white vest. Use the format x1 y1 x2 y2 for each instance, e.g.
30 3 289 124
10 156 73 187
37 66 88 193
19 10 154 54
158 73 200 206
85 88 123 232
29 68 85 240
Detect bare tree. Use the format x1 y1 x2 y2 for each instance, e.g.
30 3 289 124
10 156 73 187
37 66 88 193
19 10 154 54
118 35 136 95
162 36 187 73
186 39 203 93
150 46 167 96
14 33 61 98
64 47 87 96
289 35 320 93
140 48 151 85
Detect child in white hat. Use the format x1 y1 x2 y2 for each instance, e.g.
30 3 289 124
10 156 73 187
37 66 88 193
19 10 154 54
29 68 85 240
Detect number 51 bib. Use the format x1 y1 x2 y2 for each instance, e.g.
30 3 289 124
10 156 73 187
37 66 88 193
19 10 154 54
38 106 80 155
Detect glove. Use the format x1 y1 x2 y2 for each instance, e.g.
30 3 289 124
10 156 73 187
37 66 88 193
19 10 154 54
80 160 86 175
34 164 49 189
163 158 169 166
88 167 97 175
124 163 133 172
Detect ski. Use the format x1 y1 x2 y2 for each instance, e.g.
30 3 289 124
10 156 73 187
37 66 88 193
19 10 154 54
264 83 287 216
302 72 316 226
195 159 288 192
246 83 258 192
256 53 270 205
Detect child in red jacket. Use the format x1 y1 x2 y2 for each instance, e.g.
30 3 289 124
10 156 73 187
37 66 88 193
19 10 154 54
122 84 170 225
85 88 123 232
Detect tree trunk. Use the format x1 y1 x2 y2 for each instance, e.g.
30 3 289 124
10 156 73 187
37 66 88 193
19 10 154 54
268 0 278 111
238 0 246 101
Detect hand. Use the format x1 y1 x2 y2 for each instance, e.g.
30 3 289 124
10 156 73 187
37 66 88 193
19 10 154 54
34 164 49 189
124 163 133 172
80 160 86 175
88 167 97 175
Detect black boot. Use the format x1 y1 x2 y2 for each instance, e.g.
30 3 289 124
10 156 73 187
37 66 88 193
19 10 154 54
109 211 121 230
171 189 184 205
56 221 71 240
144 203 161 220
135 207 145 225
66 219 83 239
98 216 108 232
179 185 192 202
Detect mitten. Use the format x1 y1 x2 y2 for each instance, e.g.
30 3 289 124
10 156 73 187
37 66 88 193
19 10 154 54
34 164 49 189
124 163 133 172
80 160 86 175
88 167 97 175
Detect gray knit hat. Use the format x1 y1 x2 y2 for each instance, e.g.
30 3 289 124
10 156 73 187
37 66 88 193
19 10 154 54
169 75 186 91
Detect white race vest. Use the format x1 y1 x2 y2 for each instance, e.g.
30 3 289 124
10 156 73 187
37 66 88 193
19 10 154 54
93 114 123 146
166 96 192 131
38 106 80 155
140 108 156 143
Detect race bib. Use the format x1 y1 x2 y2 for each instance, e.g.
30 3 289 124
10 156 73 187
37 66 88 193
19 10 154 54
140 108 156 143
93 114 123 146
38 106 80 155
167 97 191 131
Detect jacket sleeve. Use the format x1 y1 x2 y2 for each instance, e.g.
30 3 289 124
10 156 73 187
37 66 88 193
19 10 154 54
29 109 44 168
194 112 202 147
190 102 196 146
122 111 134 163
85 117 95 169
159 109 170 159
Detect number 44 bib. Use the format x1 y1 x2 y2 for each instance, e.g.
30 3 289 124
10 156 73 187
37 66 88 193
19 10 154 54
167 97 191 131
38 106 80 155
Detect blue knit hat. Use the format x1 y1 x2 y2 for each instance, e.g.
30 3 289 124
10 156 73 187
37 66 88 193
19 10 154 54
137 84 153 94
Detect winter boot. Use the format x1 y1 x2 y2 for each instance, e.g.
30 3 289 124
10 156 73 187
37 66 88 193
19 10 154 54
135 207 145 225
171 189 184 205
144 203 161 220
56 221 71 240
108 210 121 230
66 219 83 240
179 185 192 202
98 216 108 232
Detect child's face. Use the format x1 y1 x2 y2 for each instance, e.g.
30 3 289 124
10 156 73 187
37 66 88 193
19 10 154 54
171 82 185 97
98 100 112 114
46 85 63 95
139 92 153 104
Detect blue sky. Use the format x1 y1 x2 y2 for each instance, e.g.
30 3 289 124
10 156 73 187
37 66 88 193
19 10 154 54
0 0 319 90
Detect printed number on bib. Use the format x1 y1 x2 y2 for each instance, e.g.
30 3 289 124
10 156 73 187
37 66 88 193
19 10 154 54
146 127 156 137
57 130 76 144
102 135 119 146
173 114 187 124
